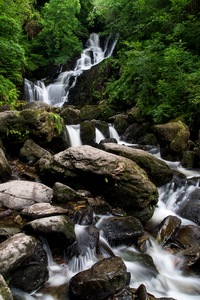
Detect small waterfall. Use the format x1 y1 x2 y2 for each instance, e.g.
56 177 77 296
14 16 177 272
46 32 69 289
66 125 82 147
108 124 120 141
95 128 105 144
24 33 118 107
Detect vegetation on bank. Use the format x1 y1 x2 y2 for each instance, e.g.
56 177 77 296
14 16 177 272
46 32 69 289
0 0 200 135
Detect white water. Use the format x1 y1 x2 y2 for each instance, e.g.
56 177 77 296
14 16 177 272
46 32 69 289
24 33 118 107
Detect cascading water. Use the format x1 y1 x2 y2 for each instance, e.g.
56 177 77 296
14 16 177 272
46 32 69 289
24 33 118 107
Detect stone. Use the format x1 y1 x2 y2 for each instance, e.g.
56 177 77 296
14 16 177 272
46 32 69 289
0 274 13 300
36 145 159 222
100 143 173 186
100 216 144 246
53 182 84 203
20 203 68 220
23 215 76 248
69 256 130 300
0 233 37 276
0 180 53 209
0 148 12 183
154 121 190 160
19 139 51 164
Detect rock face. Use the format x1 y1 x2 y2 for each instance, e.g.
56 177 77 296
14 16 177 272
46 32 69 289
0 180 53 209
36 145 158 221
100 143 173 186
69 256 130 300
154 120 190 160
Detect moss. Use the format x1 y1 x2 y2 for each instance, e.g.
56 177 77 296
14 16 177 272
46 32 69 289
48 112 64 135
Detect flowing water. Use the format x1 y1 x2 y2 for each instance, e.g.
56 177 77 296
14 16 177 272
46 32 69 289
24 33 118 107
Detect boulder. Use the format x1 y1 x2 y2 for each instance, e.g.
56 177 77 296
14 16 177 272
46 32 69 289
80 121 96 146
20 203 68 220
0 233 38 276
0 180 53 209
36 145 158 222
60 106 80 125
19 139 51 164
23 215 76 248
154 121 190 160
0 148 12 183
177 187 200 225
100 143 173 186
0 275 13 300
69 256 130 300
122 122 156 145
53 182 84 203
0 109 66 153
100 216 144 246
9 264 49 293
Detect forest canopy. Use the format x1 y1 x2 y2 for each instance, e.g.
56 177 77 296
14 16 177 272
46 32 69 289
0 0 199 127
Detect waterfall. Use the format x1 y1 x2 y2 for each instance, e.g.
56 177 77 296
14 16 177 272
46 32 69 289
95 128 105 144
24 33 118 107
66 125 82 147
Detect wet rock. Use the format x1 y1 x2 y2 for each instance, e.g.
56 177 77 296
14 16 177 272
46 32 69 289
80 121 96 146
60 106 80 125
113 113 129 135
72 206 94 225
177 187 200 225
86 196 112 215
23 215 76 248
100 143 173 186
0 233 38 277
154 121 190 160
0 274 13 300
9 264 49 293
100 216 144 246
19 139 51 164
53 182 84 203
0 148 12 183
178 246 200 274
20 203 68 220
36 145 158 222
122 122 156 145
69 256 130 300
0 180 53 209
174 225 200 247
156 215 182 246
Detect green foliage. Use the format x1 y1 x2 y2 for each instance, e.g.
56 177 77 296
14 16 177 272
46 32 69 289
32 0 83 65
0 75 19 107
93 0 200 124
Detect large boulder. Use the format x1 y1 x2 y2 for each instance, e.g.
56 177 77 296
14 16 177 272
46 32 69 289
100 143 173 186
0 109 67 153
154 121 190 160
69 256 130 300
36 145 158 221
0 180 53 209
